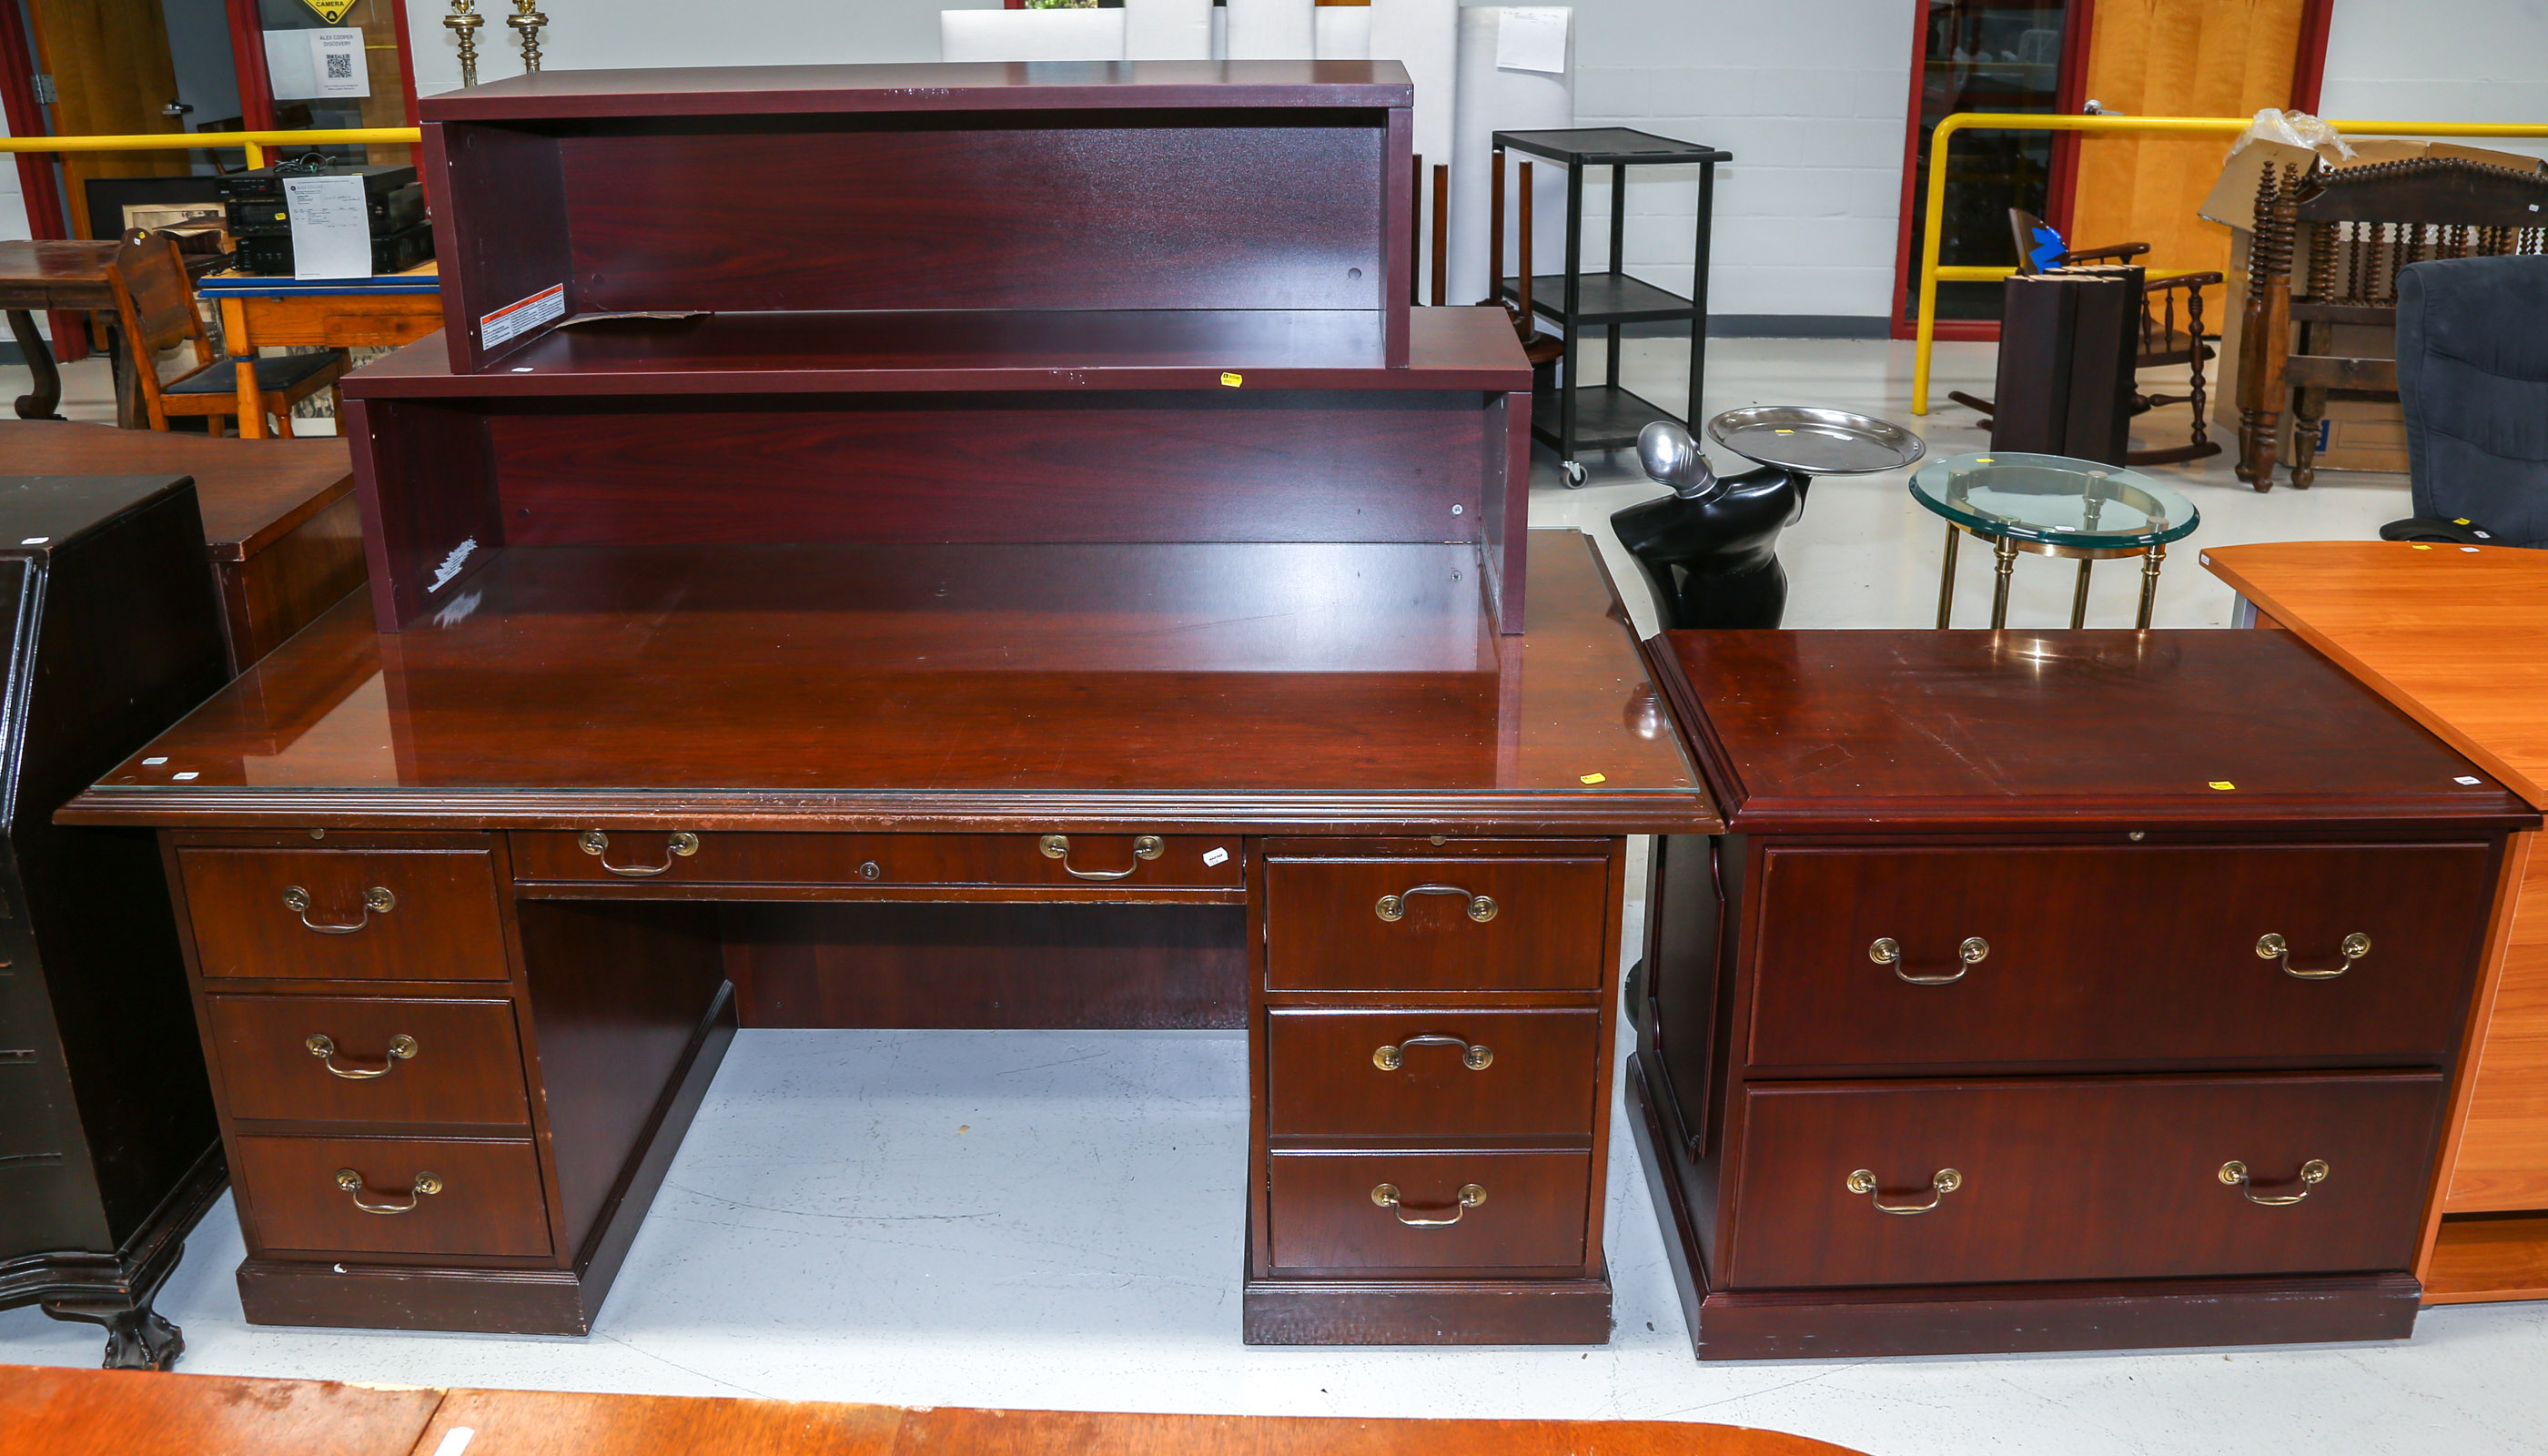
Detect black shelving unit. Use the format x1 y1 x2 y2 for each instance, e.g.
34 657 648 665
1492 127 1731 485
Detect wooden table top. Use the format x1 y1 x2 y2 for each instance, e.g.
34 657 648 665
2202 541 2548 810
0 421 353 561
0 1363 1866 1456
0 239 121 309
1657 626 2533 835
63 531 1714 834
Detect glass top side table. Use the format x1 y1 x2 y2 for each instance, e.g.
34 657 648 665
1910 451 2200 629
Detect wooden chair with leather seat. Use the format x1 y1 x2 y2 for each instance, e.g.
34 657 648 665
106 228 346 438
1950 208 2225 466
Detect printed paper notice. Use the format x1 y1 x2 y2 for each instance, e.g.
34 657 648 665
308 28 368 97
480 285 566 349
1496 7 1569 73
283 174 374 280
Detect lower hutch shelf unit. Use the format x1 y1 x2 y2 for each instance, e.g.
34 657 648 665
1633 628 2534 1360
62 532 1716 1345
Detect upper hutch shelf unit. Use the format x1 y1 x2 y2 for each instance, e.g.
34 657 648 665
420 61 1419 374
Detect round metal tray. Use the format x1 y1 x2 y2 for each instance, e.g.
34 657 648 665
1707 406 1926 475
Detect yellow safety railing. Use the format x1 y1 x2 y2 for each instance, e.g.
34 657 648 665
0 127 422 172
1912 113 2548 414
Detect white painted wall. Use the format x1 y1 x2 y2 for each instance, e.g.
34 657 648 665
398 0 2546 325
2320 0 2548 163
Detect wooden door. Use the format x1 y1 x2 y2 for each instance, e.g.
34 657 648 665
25 0 186 239
2068 0 2322 320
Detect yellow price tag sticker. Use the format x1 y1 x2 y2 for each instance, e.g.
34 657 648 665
1219 372 1243 388
2208 781 2237 791
1580 773 1607 784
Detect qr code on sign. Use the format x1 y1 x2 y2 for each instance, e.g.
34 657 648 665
325 51 354 80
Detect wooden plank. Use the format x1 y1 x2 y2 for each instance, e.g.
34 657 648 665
410 1387 903 1456
2445 843 2548 1211
0 1365 441 1456
2424 1214 2548 1304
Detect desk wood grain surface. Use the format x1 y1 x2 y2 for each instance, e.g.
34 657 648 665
0 1364 1868 1456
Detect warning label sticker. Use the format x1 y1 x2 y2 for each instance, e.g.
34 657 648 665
480 284 565 349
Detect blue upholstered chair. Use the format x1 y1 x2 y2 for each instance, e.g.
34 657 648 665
2381 255 2548 548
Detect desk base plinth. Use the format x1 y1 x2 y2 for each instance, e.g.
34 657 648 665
1242 1271 1613 1346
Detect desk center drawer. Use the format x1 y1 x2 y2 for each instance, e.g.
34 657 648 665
510 831 1241 891
179 847 509 983
1747 843 2496 1071
207 996 531 1127
1267 1008 1601 1139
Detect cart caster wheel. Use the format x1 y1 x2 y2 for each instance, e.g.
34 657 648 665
1561 460 1587 488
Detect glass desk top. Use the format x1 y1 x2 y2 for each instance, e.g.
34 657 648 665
1909 452 2199 551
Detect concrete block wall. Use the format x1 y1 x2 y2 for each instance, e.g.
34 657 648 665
2320 0 2548 164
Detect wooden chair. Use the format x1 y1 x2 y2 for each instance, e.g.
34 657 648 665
1486 149 1564 370
1950 208 2224 466
106 228 346 438
2235 156 2548 490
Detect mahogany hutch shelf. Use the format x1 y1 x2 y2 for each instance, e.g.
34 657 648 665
1633 628 2534 1359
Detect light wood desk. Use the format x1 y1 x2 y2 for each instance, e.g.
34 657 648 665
2204 540 2548 1303
197 267 442 440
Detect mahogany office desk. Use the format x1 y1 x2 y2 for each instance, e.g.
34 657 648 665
2204 541 2548 1304
59 530 1716 1345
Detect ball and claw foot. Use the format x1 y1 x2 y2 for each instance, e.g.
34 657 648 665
101 1308 185 1370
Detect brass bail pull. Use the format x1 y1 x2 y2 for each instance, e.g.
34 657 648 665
1038 834 1163 881
2219 1158 2330 1206
2256 932 2370 979
282 885 393 935
580 830 699 877
1372 1034 1494 1071
1867 935 1987 985
1847 1167 1963 1215
1370 1182 1487 1228
305 1033 417 1080
334 1168 443 1216
1374 885 1499 923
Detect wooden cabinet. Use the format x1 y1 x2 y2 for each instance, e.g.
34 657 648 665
1634 628 2533 1359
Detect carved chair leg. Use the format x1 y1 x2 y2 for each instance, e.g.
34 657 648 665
2290 387 2325 490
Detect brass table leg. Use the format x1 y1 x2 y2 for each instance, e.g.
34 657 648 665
1936 522 1960 629
2137 542 2166 628
2070 558 2093 630
1989 534 2017 629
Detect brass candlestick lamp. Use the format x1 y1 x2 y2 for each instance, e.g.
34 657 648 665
507 0 548 73
444 0 482 87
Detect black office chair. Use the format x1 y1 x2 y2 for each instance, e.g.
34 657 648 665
2380 255 2548 548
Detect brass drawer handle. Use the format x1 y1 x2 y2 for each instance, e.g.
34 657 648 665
1847 1167 1962 1215
282 885 393 935
580 830 698 877
305 1033 417 1080
334 1168 442 1216
2256 932 2369 980
1371 1182 1486 1228
1038 834 1163 880
2219 1158 2330 1206
1372 1035 1493 1071
1375 885 1498 924
1868 935 1987 985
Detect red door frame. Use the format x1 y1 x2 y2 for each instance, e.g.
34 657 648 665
225 0 424 138
1888 0 2335 342
0 0 87 358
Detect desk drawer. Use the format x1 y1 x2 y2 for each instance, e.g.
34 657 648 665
1264 854 1609 992
1267 1009 1601 1139
207 996 531 1127
1267 1150 1590 1272
510 831 1241 891
234 1134 551 1258
1724 1071 2444 1289
1747 844 2495 1071
180 848 509 984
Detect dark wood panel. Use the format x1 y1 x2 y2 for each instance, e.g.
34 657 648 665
347 397 504 632
484 395 1488 550
724 902 1246 1030
559 124 1386 316
513 901 726 1257
207 995 529 1127
232 1134 551 1258
428 121 571 372
1659 630 2534 834
178 846 510 983
1265 1008 1600 1140
221 492 367 671
1264 854 1609 992
511 830 1242 891
1239 1276 1615 1347
1266 1150 1590 1273
1745 843 2496 1072
1725 1072 2445 1289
